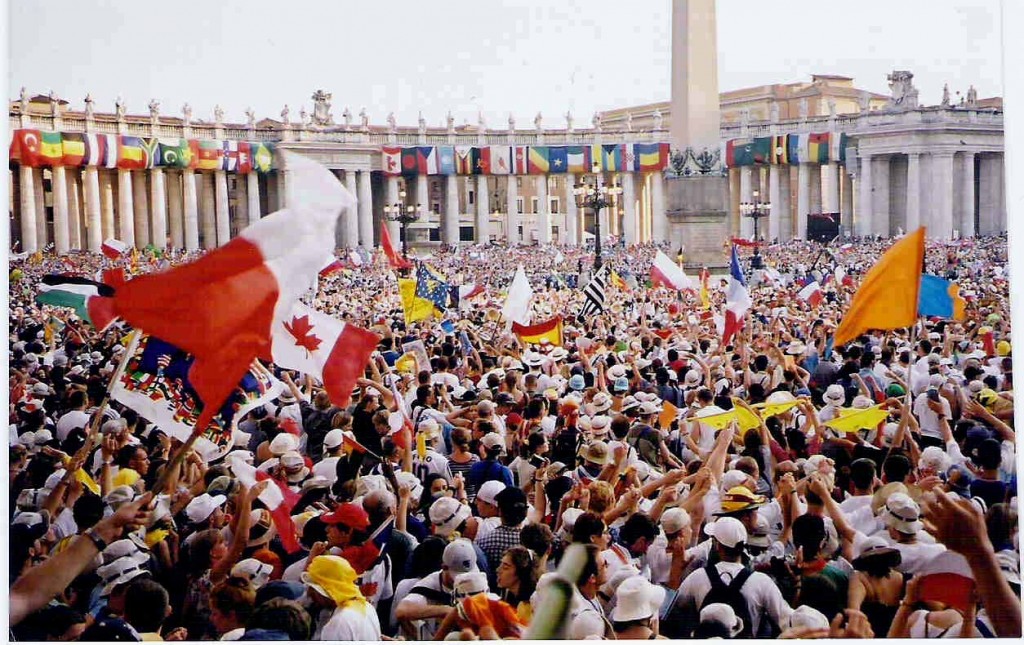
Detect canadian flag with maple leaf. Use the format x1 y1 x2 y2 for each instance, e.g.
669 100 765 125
272 300 379 407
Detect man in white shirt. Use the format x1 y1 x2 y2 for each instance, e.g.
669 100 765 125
55 390 90 442
675 517 793 637
912 377 952 445
395 539 478 640
569 544 611 639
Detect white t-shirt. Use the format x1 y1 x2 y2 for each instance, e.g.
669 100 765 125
912 393 951 439
312 456 340 484
412 450 453 485
56 410 90 442
569 589 608 639
396 571 452 641
676 561 794 636
320 603 382 641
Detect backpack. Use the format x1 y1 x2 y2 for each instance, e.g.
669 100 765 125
699 563 755 639
550 427 581 467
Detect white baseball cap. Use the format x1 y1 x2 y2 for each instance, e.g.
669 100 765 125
661 508 691 535
323 429 345 449
185 493 227 524
231 558 275 588
476 480 507 506
704 517 747 548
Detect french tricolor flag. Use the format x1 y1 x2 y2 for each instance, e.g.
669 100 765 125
722 245 751 345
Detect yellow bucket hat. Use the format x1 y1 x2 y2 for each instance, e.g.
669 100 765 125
301 555 363 608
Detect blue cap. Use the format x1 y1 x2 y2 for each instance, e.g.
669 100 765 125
614 376 630 392
569 374 586 391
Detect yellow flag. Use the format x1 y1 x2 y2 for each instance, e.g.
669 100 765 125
76 468 101 495
834 228 925 346
753 399 800 419
395 352 418 374
825 404 889 433
694 405 761 432
399 278 435 325
416 432 428 460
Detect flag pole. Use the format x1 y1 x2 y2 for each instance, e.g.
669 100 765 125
76 329 141 464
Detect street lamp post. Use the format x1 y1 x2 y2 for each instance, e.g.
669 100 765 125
739 189 771 269
573 162 622 270
383 189 422 271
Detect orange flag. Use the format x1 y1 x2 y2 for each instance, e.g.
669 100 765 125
834 228 925 346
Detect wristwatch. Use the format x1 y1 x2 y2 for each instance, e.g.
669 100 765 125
84 527 109 552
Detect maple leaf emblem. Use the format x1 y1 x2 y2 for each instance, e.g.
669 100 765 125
284 315 322 354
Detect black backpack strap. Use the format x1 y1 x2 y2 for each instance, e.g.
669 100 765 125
727 566 753 593
705 562 727 593
409 585 453 606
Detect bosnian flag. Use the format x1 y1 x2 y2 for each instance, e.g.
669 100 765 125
723 245 751 344
102 238 129 260
87 152 356 428
272 301 379 408
229 454 302 554
651 249 695 291
797 281 824 308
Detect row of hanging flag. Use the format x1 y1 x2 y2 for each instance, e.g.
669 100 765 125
723 132 849 168
382 143 671 176
9 129 276 172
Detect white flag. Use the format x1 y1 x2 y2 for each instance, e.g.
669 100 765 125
501 265 533 328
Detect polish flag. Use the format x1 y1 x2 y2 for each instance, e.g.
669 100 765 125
229 454 302 553
459 283 485 300
650 250 695 291
723 245 751 345
101 238 129 260
87 152 356 429
798 281 824 308
272 301 379 408
381 221 412 270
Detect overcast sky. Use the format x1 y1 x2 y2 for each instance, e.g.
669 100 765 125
8 0 1003 128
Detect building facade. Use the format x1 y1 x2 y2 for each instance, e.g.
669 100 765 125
7 73 1006 255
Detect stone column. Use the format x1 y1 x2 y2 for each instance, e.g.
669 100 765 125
117 169 136 246
738 167 754 238
357 170 374 249
18 165 37 253
100 170 115 241
182 169 199 251
167 171 184 249
83 167 102 253
906 152 921 233
840 166 854 236
416 175 430 246
214 170 230 246
808 164 822 219
149 168 167 249
768 164 782 242
443 175 460 245
960 152 976 238
535 176 550 244
33 169 47 248
66 170 82 250
650 173 666 242
246 173 261 225
564 177 579 246
51 166 70 254
872 156 890 238
200 173 217 250
780 166 794 240
825 162 840 213
506 176 519 243
344 171 359 249
856 154 872 237
385 176 401 242
277 170 289 210
475 175 490 243
621 172 638 246
132 171 150 247
977 154 1006 235
796 163 810 240
932 152 955 239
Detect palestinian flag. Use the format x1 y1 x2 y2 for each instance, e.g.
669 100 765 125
35 275 115 325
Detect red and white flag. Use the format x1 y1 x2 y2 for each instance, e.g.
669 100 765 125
102 238 129 260
651 250 695 291
87 152 356 427
797 281 824 308
382 146 402 176
229 454 302 553
272 301 379 407
459 283 485 300
381 221 412 271
319 256 344 278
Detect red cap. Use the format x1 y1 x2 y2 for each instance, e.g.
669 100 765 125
506 413 524 426
321 503 370 530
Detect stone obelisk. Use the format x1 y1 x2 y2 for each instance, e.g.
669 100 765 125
665 0 731 269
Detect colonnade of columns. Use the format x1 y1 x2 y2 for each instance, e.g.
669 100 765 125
10 166 267 254
728 150 1003 241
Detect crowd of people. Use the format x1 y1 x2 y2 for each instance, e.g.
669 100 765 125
8 232 1020 640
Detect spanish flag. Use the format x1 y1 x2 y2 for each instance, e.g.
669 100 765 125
610 270 629 291
834 228 925 346
825 404 889 433
398 278 435 324
512 316 563 346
